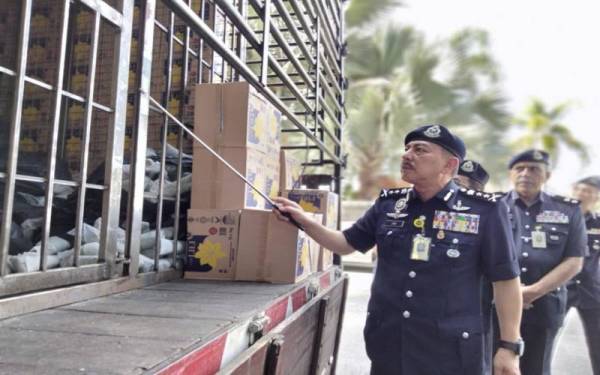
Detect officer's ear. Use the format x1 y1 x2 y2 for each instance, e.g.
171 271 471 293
446 156 460 176
544 168 551 182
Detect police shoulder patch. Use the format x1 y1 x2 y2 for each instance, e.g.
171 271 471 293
457 188 504 203
551 194 579 206
379 187 410 199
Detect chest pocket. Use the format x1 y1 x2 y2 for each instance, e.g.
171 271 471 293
432 234 479 269
376 228 411 259
543 224 569 249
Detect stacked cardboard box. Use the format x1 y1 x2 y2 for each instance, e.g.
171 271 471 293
187 82 325 283
191 82 281 210
186 209 320 283
283 189 339 271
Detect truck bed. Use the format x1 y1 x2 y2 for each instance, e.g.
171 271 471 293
0 269 341 374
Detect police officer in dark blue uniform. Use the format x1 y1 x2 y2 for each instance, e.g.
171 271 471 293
274 125 523 375
566 176 600 375
501 149 587 375
455 159 490 192
454 159 496 374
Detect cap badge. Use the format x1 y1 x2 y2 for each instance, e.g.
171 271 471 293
424 125 441 138
533 150 544 161
461 161 474 173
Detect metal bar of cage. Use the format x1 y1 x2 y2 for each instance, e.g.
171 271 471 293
163 0 341 164
0 0 32 277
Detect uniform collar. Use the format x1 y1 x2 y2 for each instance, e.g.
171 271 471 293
408 180 458 209
586 211 598 221
509 190 547 206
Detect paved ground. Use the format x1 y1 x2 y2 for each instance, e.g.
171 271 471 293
336 270 594 375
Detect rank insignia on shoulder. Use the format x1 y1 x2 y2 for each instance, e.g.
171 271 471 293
379 188 410 199
458 189 503 203
551 194 579 205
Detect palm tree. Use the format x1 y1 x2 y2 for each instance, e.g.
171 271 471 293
344 24 512 198
513 98 589 165
345 0 404 35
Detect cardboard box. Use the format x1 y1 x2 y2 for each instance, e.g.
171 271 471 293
235 209 320 284
284 189 339 271
194 82 281 156
191 146 280 210
185 209 241 280
279 149 303 191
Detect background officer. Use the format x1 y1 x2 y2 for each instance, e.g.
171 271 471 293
454 159 490 191
566 176 600 375
501 149 587 375
453 159 495 374
274 125 523 375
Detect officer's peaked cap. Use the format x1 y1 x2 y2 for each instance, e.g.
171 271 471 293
404 125 466 160
577 175 600 190
458 160 490 186
508 149 550 169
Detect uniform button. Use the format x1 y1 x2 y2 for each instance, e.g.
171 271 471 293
521 267 528 273
403 311 411 319
525 211 530 216
462 332 470 339
552 227 557 231
524 238 530 243
408 271 416 278
406 290 413 298
525 225 530 229
522 252 529 258
452 238 459 244
387 230 393 236
576 280 582 285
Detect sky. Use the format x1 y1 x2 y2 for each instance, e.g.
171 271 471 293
394 0 600 193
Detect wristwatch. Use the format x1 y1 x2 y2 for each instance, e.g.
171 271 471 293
498 338 525 357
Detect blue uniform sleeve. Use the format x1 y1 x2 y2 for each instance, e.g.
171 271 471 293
481 200 520 282
342 201 379 253
565 206 588 258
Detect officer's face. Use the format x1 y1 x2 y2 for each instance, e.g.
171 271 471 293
572 183 599 212
402 141 456 184
509 162 550 196
454 175 484 191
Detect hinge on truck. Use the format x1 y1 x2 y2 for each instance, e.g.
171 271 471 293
307 278 320 300
248 312 271 346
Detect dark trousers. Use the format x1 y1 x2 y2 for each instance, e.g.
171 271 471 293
520 324 560 375
567 307 600 375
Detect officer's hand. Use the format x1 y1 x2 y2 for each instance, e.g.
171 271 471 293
493 348 520 375
522 284 542 307
272 197 311 227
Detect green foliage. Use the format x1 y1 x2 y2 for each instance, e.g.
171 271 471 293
343 21 513 198
513 98 589 165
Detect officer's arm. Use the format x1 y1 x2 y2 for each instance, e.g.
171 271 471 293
522 257 583 304
272 197 357 255
493 277 522 342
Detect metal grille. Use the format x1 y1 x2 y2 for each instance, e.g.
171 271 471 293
0 0 344 297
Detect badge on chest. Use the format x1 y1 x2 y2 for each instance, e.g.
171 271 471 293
433 210 480 234
536 210 569 224
411 234 432 261
531 229 547 249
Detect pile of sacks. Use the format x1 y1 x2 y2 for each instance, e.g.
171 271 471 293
4 144 192 274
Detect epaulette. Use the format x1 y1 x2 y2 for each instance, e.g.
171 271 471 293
552 194 579 205
379 187 411 199
457 187 504 203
